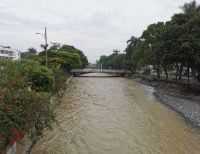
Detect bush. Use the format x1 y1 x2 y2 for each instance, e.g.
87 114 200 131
0 91 53 142
28 66 54 92
38 50 82 72
0 60 55 144
0 60 54 92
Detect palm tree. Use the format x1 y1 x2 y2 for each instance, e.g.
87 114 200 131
126 36 138 49
27 47 37 54
181 0 200 14
113 49 120 54
125 36 140 59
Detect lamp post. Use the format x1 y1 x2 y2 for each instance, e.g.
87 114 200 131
36 27 48 67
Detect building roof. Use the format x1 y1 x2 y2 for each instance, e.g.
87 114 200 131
0 46 20 52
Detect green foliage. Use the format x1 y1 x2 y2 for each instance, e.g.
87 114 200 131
139 22 165 78
0 43 88 149
27 47 37 54
23 44 88 71
124 36 140 71
49 43 61 51
0 91 53 141
0 59 54 143
0 60 54 92
59 45 88 68
21 47 37 59
181 0 200 14
98 50 125 69
52 70 69 95
29 67 54 92
110 0 200 82
39 50 82 72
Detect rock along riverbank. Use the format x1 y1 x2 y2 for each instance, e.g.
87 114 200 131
138 78 200 128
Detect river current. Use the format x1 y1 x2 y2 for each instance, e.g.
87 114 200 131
32 73 200 154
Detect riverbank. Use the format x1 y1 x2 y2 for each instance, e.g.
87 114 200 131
25 76 73 154
0 76 72 154
154 90 200 127
133 76 200 128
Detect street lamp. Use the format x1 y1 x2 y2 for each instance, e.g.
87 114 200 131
35 27 48 67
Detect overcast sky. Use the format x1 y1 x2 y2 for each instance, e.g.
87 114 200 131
0 0 199 63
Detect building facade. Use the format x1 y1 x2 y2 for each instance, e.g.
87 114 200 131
0 46 21 60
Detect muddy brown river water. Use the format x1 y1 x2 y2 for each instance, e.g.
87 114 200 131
32 73 200 154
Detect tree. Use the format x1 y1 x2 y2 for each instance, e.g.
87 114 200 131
141 22 165 78
21 47 38 59
181 0 200 14
180 0 200 83
49 43 61 51
59 45 88 68
161 1 200 83
98 51 125 69
38 50 82 72
124 36 140 71
27 47 37 54
113 49 120 54
0 60 54 143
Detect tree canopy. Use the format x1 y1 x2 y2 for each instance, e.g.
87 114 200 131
98 0 200 83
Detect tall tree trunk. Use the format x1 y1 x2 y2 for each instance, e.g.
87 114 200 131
164 68 168 80
154 65 160 78
187 65 190 84
175 63 178 82
178 64 183 80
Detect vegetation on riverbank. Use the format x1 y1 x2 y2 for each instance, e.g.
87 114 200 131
137 75 200 100
98 1 200 86
0 60 54 150
0 44 88 151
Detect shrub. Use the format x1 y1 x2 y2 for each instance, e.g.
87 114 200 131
0 60 54 92
0 60 55 144
38 50 82 72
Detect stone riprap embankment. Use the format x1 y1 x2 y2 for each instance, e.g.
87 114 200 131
135 77 200 127
154 90 200 127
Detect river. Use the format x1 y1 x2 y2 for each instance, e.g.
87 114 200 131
32 73 200 154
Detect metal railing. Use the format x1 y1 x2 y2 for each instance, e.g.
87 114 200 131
71 69 131 74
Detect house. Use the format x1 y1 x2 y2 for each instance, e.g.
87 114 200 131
0 46 21 60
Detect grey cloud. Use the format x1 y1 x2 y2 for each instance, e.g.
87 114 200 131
0 0 200 63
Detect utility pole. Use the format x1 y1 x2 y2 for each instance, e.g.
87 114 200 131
36 27 48 67
44 27 48 67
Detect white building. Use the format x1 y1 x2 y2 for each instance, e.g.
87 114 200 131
0 46 21 60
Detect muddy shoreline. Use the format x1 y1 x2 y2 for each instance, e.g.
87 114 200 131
137 78 200 128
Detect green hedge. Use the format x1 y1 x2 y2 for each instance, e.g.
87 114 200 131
0 60 55 145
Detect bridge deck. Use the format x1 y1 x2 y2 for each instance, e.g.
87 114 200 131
71 69 131 74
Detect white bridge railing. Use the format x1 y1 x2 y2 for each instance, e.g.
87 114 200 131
71 69 130 74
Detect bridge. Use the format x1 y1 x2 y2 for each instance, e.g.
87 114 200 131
71 69 131 77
